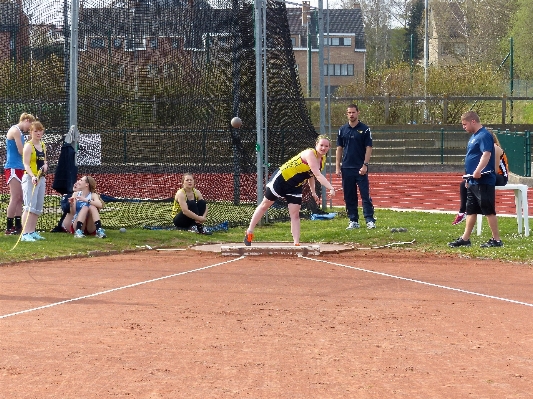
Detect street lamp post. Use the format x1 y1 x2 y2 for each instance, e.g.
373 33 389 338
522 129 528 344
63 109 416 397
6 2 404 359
307 14 311 97
424 0 429 122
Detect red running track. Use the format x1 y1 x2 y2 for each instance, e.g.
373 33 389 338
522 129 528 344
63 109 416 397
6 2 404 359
0 172 526 216
328 173 528 216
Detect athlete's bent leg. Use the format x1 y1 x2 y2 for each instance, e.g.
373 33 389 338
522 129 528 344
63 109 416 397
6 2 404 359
247 197 275 233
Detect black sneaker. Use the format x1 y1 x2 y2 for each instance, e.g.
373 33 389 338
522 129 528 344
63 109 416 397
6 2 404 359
196 224 212 235
480 238 503 248
50 225 68 233
448 237 471 247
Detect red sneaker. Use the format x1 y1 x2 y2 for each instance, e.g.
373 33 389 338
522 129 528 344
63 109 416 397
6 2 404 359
244 231 254 246
452 213 466 225
5 227 21 235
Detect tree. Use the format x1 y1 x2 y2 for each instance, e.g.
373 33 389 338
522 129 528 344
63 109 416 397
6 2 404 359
334 61 503 124
390 27 409 62
388 0 415 28
334 0 425 68
406 0 424 61
430 0 518 68
358 0 393 69
509 0 533 79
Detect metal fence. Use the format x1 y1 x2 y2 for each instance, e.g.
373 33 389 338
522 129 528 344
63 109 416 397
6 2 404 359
496 130 531 177
306 95 533 126
323 125 532 175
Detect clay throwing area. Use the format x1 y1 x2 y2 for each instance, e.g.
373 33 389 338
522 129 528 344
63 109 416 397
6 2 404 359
1 248 533 398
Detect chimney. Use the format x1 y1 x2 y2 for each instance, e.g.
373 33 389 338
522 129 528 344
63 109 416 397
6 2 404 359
302 1 310 26
352 2 361 8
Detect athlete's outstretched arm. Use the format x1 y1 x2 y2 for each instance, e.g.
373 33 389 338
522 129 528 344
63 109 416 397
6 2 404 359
301 149 335 197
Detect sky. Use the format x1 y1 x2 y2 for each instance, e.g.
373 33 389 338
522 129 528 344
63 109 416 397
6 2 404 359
285 0 341 10
27 0 340 26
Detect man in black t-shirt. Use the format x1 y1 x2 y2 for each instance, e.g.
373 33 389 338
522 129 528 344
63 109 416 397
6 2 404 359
336 104 375 230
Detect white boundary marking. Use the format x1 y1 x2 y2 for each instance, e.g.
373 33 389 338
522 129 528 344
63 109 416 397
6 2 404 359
0 256 245 320
302 256 533 308
156 248 187 251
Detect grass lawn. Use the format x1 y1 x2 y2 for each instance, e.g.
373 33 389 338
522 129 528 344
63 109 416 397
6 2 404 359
1 208 531 266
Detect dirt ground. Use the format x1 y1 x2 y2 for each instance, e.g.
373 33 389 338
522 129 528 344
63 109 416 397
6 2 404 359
1 249 533 398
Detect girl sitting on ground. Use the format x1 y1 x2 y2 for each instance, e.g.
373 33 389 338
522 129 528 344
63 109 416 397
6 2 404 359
172 173 211 234
63 176 106 238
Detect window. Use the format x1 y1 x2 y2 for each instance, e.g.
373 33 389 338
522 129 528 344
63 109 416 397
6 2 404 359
171 38 183 49
125 36 146 51
170 37 183 50
354 37 365 50
149 38 158 49
90 37 105 49
207 34 230 50
217 36 229 47
113 38 123 49
147 64 158 78
163 64 173 77
454 43 466 56
324 64 354 76
325 37 352 46
291 37 296 47
342 64 353 75
116 65 125 78
443 42 466 56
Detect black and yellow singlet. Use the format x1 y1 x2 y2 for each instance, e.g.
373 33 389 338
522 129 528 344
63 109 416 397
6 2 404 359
171 188 199 217
24 141 46 176
278 148 326 187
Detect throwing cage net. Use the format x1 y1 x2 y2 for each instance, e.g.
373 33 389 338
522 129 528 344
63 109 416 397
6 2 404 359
0 0 319 230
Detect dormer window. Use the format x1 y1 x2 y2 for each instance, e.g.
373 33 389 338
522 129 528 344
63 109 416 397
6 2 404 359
125 36 146 51
90 37 105 49
325 37 351 46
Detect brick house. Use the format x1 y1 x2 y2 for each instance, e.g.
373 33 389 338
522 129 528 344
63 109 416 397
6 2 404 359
287 1 366 96
1 0 365 95
0 1 30 62
428 1 466 66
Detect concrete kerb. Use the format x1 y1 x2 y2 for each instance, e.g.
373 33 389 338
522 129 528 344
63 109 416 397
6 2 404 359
509 172 533 188
191 242 353 256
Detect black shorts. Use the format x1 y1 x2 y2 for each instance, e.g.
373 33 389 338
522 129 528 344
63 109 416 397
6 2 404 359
496 174 507 186
265 171 303 205
466 184 496 216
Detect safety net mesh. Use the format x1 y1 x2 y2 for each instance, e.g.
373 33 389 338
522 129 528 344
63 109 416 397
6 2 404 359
0 0 319 230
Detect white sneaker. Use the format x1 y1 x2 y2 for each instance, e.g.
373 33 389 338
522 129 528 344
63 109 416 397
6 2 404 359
74 229 85 238
30 231 45 240
95 228 107 238
367 221 376 229
346 221 360 230
21 233 36 242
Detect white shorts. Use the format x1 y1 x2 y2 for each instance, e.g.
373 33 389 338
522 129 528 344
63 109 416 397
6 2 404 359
22 174 46 215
